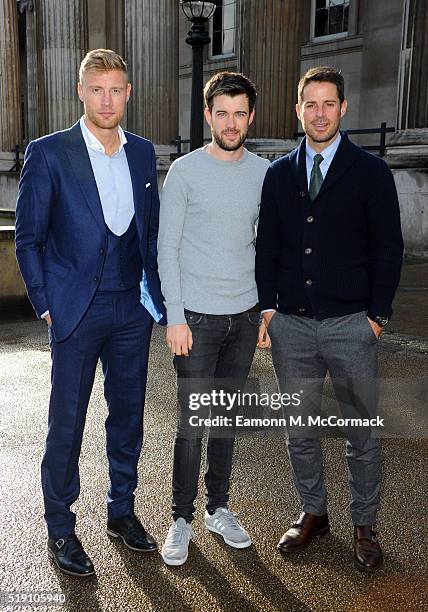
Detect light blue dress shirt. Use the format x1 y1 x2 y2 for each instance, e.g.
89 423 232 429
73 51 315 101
305 132 342 188
80 117 134 236
80 117 162 322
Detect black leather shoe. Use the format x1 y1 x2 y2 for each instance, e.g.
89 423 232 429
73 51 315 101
47 534 95 577
354 526 383 572
107 514 157 552
277 512 330 553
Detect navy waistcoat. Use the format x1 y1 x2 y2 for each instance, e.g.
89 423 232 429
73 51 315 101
98 216 142 292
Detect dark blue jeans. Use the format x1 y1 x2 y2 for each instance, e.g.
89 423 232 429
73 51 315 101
172 308 260 523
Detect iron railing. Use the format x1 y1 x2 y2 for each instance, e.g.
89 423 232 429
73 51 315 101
170 123 395 160
8 145 25 172
295 122 395 157
8 123 394 170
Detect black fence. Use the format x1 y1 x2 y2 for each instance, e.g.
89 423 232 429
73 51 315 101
8 145 25 172
170 122 395 160
8 123 395 171
169 136 210 160
295 122 395 157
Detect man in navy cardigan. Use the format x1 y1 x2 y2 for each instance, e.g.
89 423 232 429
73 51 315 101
16 50 165 577
256 66 403 572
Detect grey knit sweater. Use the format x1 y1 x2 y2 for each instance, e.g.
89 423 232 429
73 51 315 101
157 146 270 325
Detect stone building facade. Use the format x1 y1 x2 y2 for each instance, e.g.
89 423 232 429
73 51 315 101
0 0 427 255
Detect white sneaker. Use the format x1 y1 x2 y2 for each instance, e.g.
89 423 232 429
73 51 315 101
161 518 196 566
204 508 252 548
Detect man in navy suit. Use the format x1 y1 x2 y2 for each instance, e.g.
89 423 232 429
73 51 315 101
15 49 165 577
256 66 403 572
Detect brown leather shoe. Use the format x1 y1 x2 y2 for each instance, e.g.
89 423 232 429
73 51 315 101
277 512 330 553
353 526 383 572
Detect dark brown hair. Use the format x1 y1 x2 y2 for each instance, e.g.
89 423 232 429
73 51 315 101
204 71 257 113
298 66 345 104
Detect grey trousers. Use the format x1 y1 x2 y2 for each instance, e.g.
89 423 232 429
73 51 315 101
268 311 381 526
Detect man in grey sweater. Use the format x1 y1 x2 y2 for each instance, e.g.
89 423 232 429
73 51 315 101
158 72 270 566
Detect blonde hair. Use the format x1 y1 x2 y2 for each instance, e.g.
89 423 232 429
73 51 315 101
79 49 127 83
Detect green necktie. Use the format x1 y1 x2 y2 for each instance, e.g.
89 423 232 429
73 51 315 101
309 154 324 201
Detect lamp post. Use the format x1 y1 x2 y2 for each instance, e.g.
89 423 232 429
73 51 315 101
180 1 216 151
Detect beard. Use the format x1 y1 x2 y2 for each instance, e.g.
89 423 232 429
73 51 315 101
86 109 123 131
305 121 340 144
212 128 248 152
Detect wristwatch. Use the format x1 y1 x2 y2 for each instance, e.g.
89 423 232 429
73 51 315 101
368 314 389 327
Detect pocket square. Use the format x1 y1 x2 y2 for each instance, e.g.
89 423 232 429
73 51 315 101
145 182 151 188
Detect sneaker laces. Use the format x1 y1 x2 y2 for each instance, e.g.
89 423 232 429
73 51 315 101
169 521 195 547
215 510 244 532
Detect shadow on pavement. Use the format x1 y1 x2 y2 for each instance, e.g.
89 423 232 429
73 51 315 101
50 567 102 612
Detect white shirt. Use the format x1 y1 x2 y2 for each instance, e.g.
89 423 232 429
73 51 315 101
79 116 134 236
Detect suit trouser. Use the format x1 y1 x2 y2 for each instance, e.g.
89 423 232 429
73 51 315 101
172 309 260 523
268 311 381 526
42 287 153 539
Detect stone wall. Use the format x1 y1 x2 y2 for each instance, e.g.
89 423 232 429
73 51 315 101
393 169 428 258
0 228 26 300
300 37 364 140
0 173 19 210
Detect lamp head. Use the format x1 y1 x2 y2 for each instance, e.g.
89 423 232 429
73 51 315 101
180 1 216 21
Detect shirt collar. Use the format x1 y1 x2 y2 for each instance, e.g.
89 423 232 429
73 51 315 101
79 116 127 155
306 131 342 165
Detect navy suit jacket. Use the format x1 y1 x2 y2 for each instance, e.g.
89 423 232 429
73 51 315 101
255 133 404 319
15 122 166 342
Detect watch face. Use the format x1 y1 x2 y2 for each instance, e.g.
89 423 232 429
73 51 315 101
375 316 389 327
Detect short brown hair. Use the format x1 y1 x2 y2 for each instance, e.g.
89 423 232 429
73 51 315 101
298 66 345 104
79 49 127 83
204 71 257 113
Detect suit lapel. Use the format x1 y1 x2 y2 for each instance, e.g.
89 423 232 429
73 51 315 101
65 122 106 233
124 138 148 241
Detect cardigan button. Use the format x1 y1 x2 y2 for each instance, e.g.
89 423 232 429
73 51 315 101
300 191 306 198
307 215 314 223
298 307 306 313
305 279 313 286
304 247 312 255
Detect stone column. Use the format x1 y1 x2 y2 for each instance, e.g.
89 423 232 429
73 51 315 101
387 1 428 258
0 0 22 150
18 0 43 142
397 0 428 129
238 0 301 139
125 0 178 144
39 0 88 133
87 0 107 50
106 0 125 57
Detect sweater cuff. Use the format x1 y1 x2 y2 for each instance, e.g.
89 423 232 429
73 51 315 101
368 299 393 319
165 302 187 326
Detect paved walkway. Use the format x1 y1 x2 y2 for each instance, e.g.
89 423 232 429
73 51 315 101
0 261 427 612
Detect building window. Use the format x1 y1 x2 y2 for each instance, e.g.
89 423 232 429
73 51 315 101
313 0 349 39
211 0 236 57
